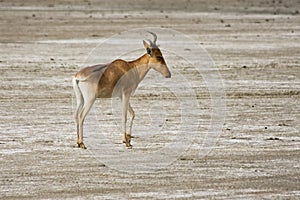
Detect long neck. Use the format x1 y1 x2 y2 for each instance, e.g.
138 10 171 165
129 54 151 82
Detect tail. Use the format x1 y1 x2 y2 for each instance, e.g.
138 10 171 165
72 76 84 109
72 76 80 97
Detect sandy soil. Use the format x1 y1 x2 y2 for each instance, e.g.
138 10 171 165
0 0 299 199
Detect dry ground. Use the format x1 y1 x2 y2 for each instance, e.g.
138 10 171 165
0 0 299 199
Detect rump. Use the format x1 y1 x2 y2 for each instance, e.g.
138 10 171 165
74 64 108 82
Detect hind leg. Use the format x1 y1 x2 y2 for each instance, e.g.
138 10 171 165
77 83 97 149
77 99 95 149
73 78 84 146
75 97 84 143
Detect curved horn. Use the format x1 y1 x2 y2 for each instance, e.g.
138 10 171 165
147 31 157 45
145 39 153 47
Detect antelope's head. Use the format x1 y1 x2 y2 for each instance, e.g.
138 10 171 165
143 32 171 78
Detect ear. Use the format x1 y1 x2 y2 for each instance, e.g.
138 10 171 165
143 40 150 49
143 40 152 56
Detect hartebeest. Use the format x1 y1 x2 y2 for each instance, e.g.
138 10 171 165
72 32 171 148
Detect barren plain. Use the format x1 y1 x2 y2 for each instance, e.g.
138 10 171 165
0 0 299 199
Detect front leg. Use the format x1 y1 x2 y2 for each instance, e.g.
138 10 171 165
122 93 132 148
128 103 135 136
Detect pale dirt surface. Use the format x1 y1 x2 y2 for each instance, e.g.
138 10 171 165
1 0 300 199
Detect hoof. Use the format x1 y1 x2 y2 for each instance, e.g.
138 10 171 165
123 134 132 148
126 134 131 143
125 143 132 149
77 143 87 149
123 140 132 147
